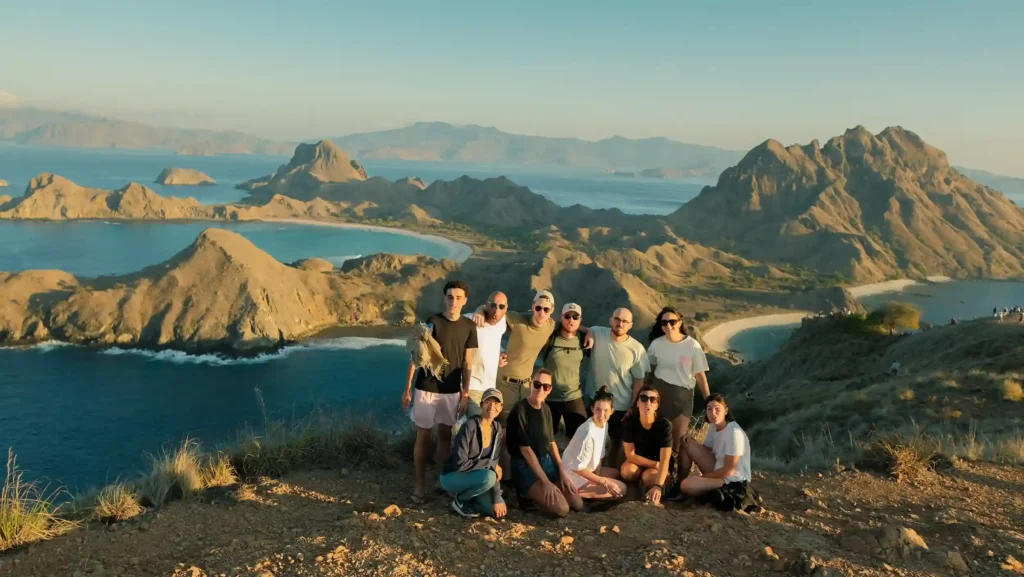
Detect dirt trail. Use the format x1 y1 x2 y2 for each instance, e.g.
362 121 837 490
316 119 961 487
2 461 1021 577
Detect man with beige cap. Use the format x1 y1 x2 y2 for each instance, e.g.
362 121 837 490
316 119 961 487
541 302 589 438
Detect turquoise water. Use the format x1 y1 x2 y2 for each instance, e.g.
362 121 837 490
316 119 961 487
0 220 456 276
726 280 1024 360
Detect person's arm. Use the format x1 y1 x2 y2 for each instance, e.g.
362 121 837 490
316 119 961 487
460 347 475 415
622 442 659 469
703 455 741 479
402 361 417 410
695 371 710 401
628 376 646 413
646 445 673 504
449 420 475 470
471 305 488 327
549 441 578 495
693 347 710 401
627 349 652 410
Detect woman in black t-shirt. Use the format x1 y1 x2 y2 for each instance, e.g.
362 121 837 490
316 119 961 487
620 385 673 505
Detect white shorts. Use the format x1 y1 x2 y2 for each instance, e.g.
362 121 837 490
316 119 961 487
410 389 460 429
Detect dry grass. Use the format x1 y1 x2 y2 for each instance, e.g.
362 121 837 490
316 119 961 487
92 481 144 523
138 439 205 507
201 452 238 488
0 449 77 552
1003 378 1024 402
870 434 939 481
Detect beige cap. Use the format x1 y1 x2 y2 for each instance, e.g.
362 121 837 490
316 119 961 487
481 388 503 404
533 290 555 305
561 303 582 316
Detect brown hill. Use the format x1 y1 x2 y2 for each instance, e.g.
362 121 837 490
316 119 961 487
238 140 368 192
155 167 216 186
669 126 1024 282
0 174 212 220
0 229 455 353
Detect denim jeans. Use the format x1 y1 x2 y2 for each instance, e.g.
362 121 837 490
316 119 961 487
440 469 498 516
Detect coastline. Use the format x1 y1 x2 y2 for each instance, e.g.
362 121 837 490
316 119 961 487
258 217 474 263
701 312 810 352
846 276 951 298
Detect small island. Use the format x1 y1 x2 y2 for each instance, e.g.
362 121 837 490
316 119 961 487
155 167 216 186
0 178 9 187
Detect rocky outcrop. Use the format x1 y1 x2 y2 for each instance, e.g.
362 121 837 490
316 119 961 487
0 174 213 220
0 179 8 187
0 229 456 353
155 168 216 186
669 126 1024 282
238 140 368 192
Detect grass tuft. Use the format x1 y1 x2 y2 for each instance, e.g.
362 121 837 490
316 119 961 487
1002 379 1024 402
201 452 238 488
0 449 78 552
870 434 938 481
138 439 205 507
92 481 144 523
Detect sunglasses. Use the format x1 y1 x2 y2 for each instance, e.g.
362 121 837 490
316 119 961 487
612 317 632 325
534 305 552 313
532 381 553 391
487 302 507 310
659 318 680 326
638 394 660 404
563 313 580 321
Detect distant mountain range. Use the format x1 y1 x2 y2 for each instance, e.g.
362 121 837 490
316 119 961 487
3 107 1024 192
332 121 745 175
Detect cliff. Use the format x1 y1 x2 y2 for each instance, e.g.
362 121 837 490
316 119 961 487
669 126 1024 282
238 140 368 192
155 168 216 186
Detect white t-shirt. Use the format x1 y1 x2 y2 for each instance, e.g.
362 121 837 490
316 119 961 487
465 315 507 392
647 335 709 389
702 422 751 483
562 418 608 488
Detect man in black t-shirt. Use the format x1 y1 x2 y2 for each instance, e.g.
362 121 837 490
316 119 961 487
620 385 673 505
402 279 478 503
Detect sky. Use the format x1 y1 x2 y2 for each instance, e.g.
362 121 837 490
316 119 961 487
2 0 1023 175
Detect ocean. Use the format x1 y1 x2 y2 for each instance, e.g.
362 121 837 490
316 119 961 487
0 145 713 489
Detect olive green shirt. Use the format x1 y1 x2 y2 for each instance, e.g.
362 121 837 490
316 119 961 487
543 334 585 402
497 311 556 381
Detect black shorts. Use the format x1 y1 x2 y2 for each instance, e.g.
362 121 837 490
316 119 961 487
651 375 695 424
548 398 588 438
607 410 629 445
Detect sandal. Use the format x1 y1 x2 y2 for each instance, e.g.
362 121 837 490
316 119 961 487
410 493 427 505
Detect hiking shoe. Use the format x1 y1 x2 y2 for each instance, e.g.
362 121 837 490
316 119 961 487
451 498 479 518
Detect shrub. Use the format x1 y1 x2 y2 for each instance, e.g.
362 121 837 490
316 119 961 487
92 481 143 523
875 301 922 335
138 439 205 507
1002 379 1024 402
869 434 938 481
0 449 77 552
201 453 238 488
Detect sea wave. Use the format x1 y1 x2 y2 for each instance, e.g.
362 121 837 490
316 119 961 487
0 341 78 352
97 337 405 366
325 254 363 265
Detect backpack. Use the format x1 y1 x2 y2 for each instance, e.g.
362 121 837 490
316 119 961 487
539 330 589 364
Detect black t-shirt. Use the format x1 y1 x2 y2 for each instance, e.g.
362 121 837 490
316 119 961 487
507 400 555 460
623 412 673 461
414 313 479 395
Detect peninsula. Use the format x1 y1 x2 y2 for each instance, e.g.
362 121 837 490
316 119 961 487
155 167 216 186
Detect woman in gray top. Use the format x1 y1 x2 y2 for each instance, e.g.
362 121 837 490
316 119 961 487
542 303 589 438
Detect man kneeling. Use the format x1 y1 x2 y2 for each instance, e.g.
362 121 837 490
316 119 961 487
508 368 583 517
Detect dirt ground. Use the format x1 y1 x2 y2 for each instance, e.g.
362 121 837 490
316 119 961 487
2 460 1021 577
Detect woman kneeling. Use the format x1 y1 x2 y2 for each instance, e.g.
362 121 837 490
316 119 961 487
619 385 673 505
562 387 626 500
678 394 754 506
440 388 507 518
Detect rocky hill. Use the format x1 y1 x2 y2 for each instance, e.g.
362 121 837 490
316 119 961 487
335 121 744 173
238 140 368 192
669 126 1024 282
0 174 214 220
155 168 216 186
0 229 456 353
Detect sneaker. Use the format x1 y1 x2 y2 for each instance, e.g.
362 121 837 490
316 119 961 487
451 497 479 518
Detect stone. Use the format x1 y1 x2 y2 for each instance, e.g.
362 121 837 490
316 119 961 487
899 527 928 550
1002 555 1024 572
946 551 968 573
383 504 402 517
762 546 780 561
560 536 574 546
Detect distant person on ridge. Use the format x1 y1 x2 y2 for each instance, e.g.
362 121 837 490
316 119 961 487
619 384 673 506
402 279 478 504
583 307 650 467
441 388 507 519
507 368 583 517
677 394 761 512
541 303 590 438
645 306 710 498
464 291 509 417
561 386 626 501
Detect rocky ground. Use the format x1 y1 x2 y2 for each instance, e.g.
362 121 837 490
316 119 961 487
2 460 1021 577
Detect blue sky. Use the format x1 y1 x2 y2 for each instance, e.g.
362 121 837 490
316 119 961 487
2 0 1023 175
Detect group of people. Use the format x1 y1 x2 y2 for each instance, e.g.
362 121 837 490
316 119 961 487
994 306 1024 323
402 280 755 519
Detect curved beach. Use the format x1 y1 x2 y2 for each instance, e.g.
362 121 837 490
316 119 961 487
701 312 810 352
260 217 474 263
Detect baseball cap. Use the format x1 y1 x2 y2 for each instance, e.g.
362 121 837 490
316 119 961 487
561 303 582 316
481 388 503 404
533 290 555 305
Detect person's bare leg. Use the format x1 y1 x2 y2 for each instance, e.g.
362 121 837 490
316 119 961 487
563 486 584 511
436 424 453 468
680 476 725 496
640 467 660 489
620 462 642 482
412 427 433 498
671 414 688 479
597 466 621 480
576 478 627 500
526 480 570 518
679 435 716 480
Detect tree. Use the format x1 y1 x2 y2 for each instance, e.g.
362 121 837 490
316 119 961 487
873 301 922 335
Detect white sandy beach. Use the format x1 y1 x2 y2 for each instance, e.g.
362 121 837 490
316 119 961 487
260 218 474 263
701 312 810 352
846 276 952 298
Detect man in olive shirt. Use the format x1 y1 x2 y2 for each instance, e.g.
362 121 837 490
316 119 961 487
542 303 588 438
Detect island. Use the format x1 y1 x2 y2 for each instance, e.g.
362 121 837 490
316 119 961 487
155 167 216 186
